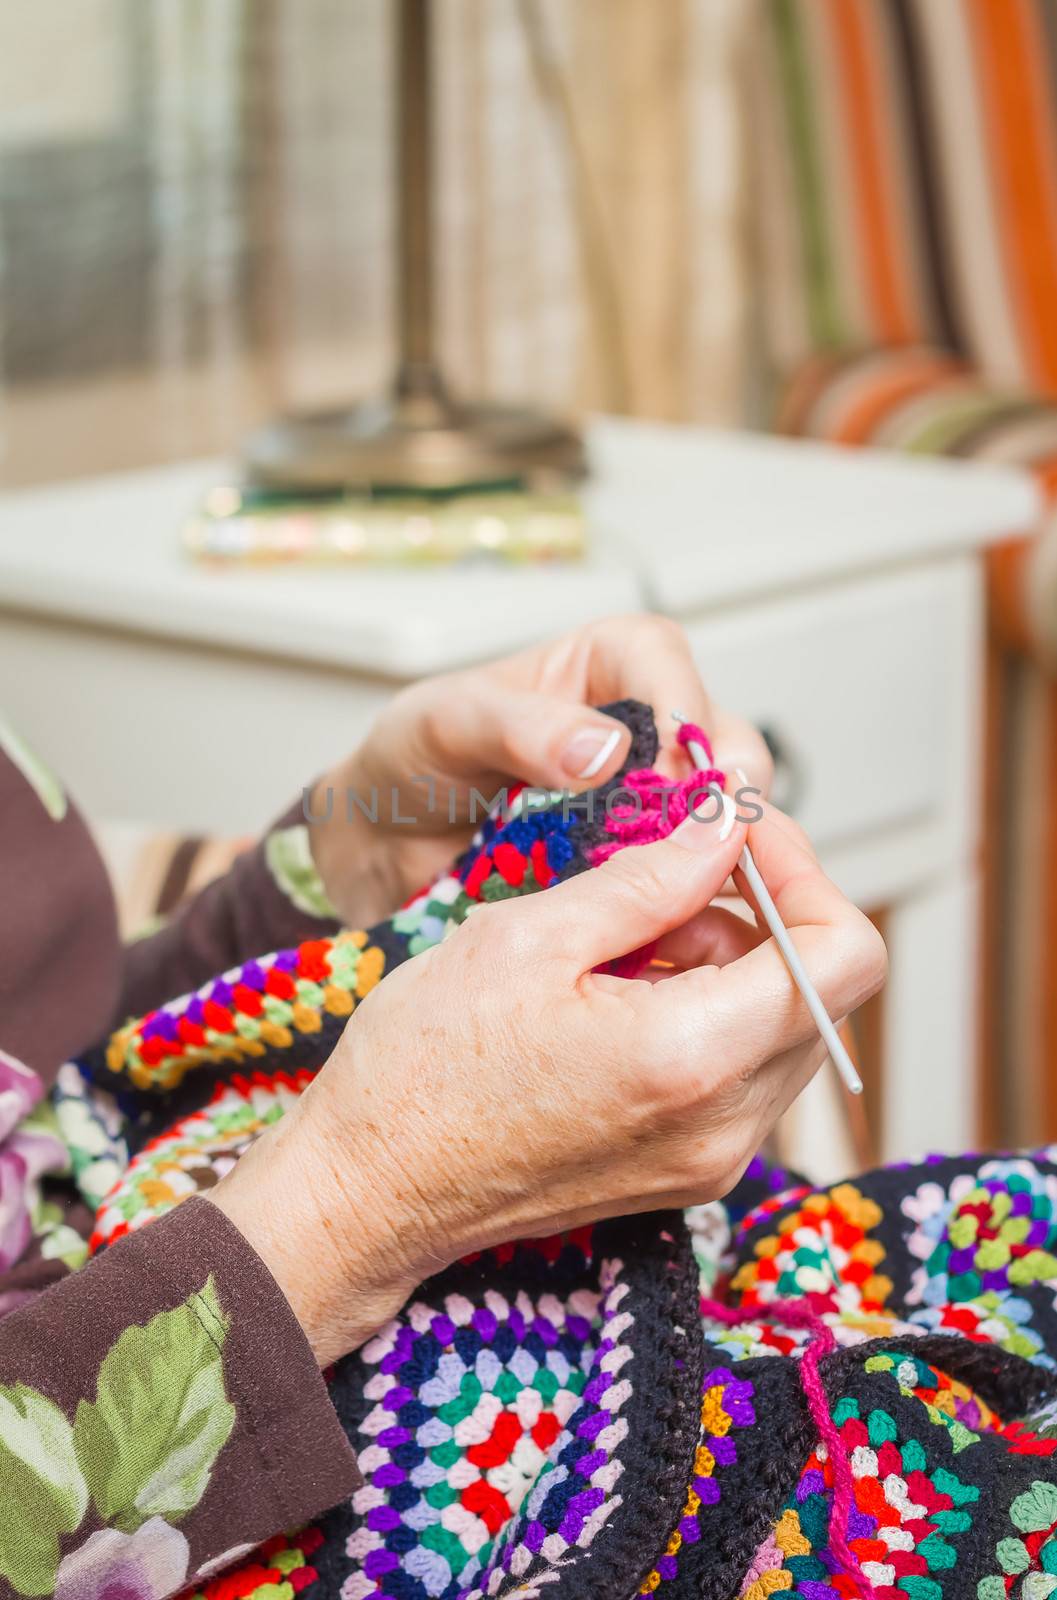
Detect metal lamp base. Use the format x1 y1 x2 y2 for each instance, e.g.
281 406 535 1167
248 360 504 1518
245 388 586 494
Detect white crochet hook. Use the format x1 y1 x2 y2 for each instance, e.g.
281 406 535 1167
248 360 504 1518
672 711 863 1097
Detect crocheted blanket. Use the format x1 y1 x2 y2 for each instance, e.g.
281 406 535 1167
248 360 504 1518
64 702 1057 1600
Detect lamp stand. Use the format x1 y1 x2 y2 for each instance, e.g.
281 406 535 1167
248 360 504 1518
245 0 585 492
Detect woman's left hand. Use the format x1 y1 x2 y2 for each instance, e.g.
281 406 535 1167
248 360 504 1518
309 613 772 925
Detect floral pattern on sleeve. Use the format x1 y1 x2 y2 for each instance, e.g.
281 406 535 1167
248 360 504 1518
0 1051 79 1299
0 1276 235 1599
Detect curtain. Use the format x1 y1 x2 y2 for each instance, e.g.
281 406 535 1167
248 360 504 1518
0 0 748 488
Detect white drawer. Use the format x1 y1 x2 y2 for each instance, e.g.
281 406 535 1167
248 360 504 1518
684 561 980 862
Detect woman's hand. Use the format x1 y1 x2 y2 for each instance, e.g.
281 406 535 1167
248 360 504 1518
210 801 886 1367
309 614 771 925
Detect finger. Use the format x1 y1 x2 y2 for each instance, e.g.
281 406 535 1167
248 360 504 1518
746 798 818 860
492 615 762 789
660 810 887 1065
517 804 748 974
732 802 819 934
526 613 715 776
699 801 811 933
711 711 774 798
593 616 713 775
653 904 764 971
437 679 632 791
576 619 771 793
731 801 824 932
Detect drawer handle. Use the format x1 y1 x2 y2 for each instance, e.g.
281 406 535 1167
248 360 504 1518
758 723 804 816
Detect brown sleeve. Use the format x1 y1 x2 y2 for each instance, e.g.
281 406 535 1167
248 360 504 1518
0 742 120 1087
0 1197 358 1600
116 798 341 1023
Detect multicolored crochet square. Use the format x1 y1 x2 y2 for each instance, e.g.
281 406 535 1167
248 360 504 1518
730 1182 893 1319
735 1335 1057 1600
187 1526 326 1600
65 706 1057 1598
103 934 386 1093
900 1158 1057 1367
88 1070 313 1253
345 1273 600 1595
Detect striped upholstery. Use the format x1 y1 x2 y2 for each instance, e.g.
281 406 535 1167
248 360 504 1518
755 0 1057 397
780 348 1051 459
750 0 1057 1147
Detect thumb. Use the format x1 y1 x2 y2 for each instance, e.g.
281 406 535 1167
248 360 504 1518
444 682 632 790
526 802 748 974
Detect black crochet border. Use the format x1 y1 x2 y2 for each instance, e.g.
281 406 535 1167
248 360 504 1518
562 1209 708 1599
561 698 662 882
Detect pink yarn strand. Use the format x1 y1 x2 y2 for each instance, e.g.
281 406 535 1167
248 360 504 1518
674 721 714 764
699 1297 882 1600
590 721 726 976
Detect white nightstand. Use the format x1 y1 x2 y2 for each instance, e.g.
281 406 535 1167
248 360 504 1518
0 418 1040 1166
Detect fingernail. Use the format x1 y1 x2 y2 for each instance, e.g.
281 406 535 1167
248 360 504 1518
717 789 738 841
562 725 623 780
672 790 739 850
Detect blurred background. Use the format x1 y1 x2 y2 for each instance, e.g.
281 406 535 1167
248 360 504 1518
5 0 1057 1174
0 0 746 488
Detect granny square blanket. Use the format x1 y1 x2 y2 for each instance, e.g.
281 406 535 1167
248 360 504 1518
64 703 1057 1600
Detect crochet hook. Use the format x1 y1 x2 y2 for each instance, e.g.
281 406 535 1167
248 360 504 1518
671 712 864 1097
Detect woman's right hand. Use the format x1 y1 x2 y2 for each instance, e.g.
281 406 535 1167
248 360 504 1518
209 802 886 1367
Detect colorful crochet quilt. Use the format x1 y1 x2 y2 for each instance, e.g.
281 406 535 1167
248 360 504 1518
69 703 1057 1600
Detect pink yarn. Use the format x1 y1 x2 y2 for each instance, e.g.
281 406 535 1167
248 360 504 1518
587 721 725 866
673 721 715 764
592 722 724 980
699 1296 882 1600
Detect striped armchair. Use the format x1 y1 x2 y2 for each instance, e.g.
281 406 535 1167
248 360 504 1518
749 0 1057 1145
